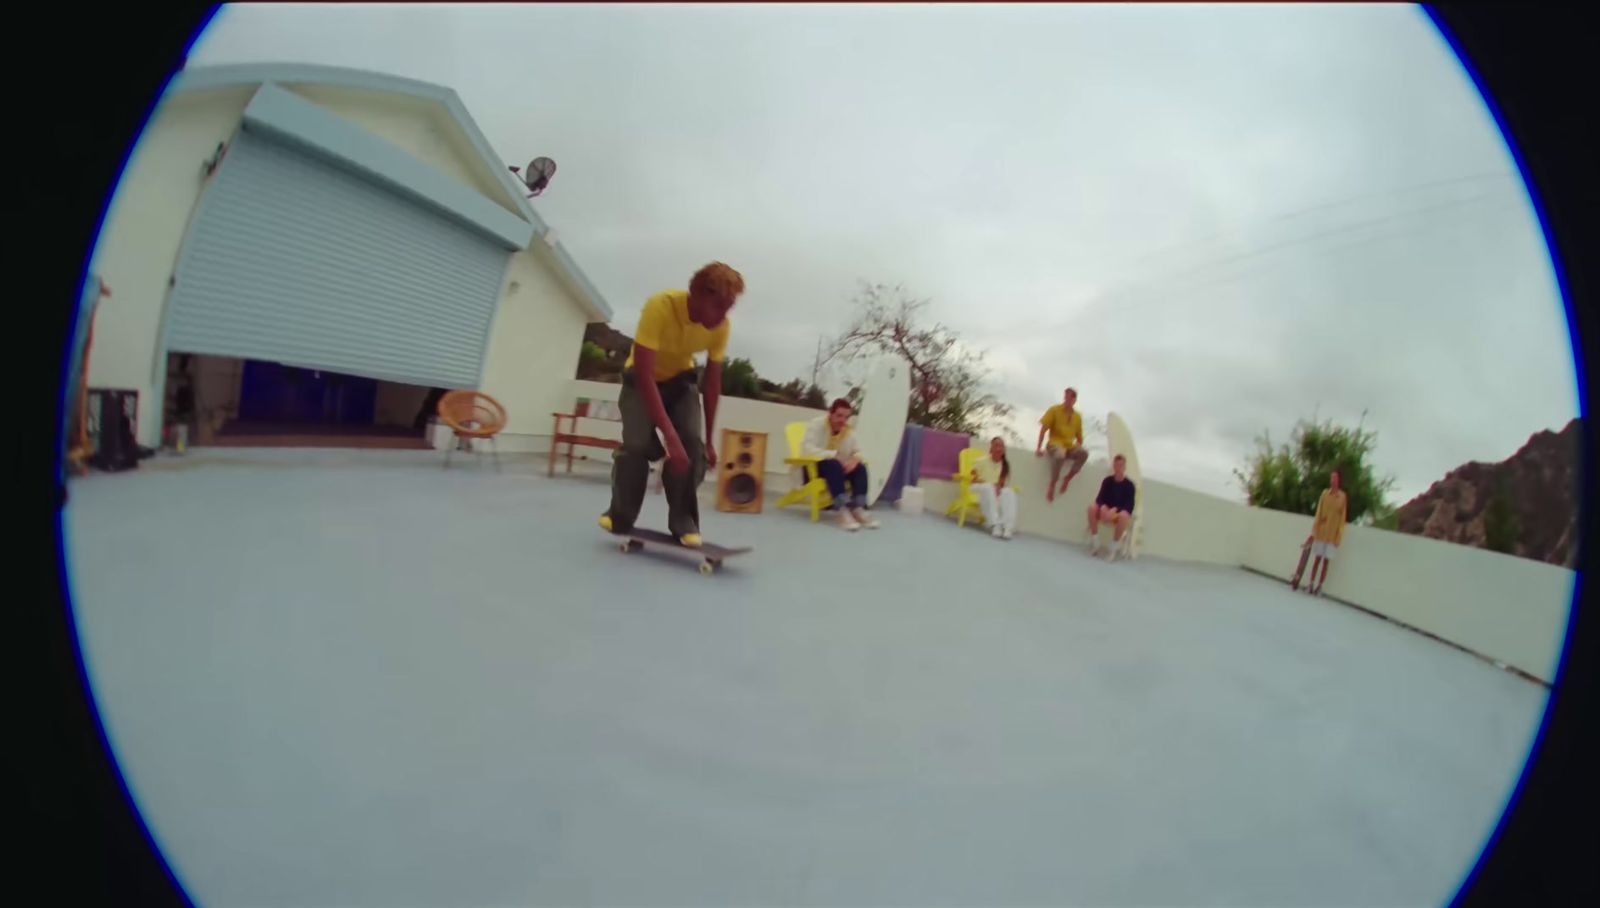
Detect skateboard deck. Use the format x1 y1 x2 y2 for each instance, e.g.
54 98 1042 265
1290 538 1312 590
612 527 752 575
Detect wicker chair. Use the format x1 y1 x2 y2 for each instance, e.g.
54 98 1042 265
437 390 508 470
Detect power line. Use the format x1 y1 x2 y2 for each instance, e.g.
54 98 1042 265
1117 186 1518 292
1123 188 1521 297
1000 186 1523 332
1118 170 1517 272
1173 199 1523 301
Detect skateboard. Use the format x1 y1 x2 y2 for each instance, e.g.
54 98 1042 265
1290 538 1312 590
613 527 751 575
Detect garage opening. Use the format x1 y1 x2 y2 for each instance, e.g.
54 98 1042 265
164 352 443 450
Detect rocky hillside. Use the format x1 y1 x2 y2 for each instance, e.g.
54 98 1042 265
1394 418 1581 567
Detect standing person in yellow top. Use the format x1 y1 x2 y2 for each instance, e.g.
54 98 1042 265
598 263 744 547
969 436 1018 539
1306 471 1349 596
1035 387 1088 502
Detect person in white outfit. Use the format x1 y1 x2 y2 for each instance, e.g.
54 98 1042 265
969 436 1019 539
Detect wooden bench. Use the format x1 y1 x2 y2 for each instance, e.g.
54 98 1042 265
549 408 621 477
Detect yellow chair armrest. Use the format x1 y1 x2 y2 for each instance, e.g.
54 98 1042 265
785 456 821 466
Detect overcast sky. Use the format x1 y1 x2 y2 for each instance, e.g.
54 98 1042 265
187 3 1579 503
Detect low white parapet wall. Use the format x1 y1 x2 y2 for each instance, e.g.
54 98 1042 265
533 388 1575 684
566 379 826 478
916 450 1109 543
1239 506 1572 684
919 445 1573 684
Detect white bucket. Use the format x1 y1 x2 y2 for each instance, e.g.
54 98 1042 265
428 419 452 450
897 485 925 516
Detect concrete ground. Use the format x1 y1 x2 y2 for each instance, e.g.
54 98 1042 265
63 450 1547 907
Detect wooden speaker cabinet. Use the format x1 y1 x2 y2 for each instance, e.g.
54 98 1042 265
715 428 767 514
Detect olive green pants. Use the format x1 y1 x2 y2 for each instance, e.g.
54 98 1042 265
604 370 705 538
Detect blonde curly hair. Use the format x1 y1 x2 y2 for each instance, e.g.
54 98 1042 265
689 262 745 302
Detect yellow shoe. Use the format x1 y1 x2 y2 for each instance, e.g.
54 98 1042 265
679 533 703 548
598 515 614 532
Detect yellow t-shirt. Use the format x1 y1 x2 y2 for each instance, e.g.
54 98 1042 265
624 289 730 382
1039 404 1083 450
1312 489 1348 546
971 455 1007 486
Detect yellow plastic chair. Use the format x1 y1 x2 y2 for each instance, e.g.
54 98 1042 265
776 421 832 521
945 447 1021 527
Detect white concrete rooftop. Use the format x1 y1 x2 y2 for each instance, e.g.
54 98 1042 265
64 449 1547 907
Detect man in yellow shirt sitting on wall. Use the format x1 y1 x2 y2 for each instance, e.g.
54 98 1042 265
598 262 745 547
1035 387 1088 503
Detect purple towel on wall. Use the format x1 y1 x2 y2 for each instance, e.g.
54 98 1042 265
917 429 974 480
876 425 923 504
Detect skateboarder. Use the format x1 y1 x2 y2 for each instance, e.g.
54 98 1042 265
802 398 881 531
1087 454 1136 559
1036 387 1089 502
1305 471 1348 595
598 262 745 548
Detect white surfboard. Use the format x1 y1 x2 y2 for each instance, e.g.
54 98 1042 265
853 354 912 506
1104 412 1143 557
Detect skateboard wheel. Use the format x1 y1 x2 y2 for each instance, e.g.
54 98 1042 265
699 561 714 575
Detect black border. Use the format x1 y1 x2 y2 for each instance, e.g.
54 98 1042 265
21 3 1597 904
1425 5 1599 905
27 5 215 903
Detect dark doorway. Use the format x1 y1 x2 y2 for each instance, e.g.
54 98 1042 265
238 361 378 426
187 356 433 450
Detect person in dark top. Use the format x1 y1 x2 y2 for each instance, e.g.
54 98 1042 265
1087 454 1137 560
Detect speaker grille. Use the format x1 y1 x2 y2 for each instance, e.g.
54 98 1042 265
716 428 767 514
725 473 760 505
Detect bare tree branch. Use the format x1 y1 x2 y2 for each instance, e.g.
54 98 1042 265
821 281 1015 437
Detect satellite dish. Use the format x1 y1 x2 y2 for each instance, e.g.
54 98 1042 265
508 156 557 197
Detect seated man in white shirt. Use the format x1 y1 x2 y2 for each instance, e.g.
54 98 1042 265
803 398 881 531
969 436 1018 539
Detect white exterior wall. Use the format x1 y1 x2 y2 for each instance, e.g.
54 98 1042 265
88 86 256 447
478 250 592 444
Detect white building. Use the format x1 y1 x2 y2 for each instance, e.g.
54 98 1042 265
85 62 612 451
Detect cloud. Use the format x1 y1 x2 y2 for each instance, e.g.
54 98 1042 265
187 4 1579 503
